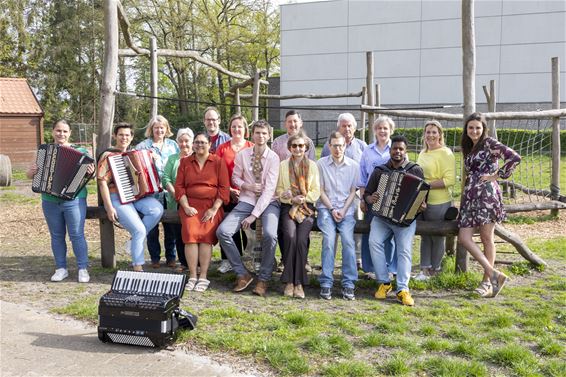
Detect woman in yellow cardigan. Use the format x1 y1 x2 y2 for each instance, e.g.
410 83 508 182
415 120 456 280
276 132 321 298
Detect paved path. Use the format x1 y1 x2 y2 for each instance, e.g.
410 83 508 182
0 300 258 377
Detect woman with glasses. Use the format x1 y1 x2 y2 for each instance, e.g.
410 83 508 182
175 133 230 292
276 132 320 298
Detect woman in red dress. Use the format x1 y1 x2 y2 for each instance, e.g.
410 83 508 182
175 133 230 292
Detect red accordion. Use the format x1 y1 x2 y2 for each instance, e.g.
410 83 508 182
107 150 162 204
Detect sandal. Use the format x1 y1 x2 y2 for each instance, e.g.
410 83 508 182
186 278 198 291
491 270 509 298
194 279 210 292
474 281 493 298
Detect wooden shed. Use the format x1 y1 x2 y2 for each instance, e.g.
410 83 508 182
0 78 44 168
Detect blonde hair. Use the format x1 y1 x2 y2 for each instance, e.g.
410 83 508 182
422 120 445 151
145 115 173 138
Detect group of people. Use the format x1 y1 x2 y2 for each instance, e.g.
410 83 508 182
30 109 521 304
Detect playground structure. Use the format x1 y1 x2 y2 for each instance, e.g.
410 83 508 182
93 0 565 271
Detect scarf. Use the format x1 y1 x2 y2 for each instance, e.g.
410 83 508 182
288 157 314 223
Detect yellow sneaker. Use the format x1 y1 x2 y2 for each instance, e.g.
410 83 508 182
374 283 392 299
396 290 415 306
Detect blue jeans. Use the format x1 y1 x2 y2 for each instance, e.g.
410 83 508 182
361 212 396 274
216 201 280 282
42 198 88 269
147 194 175 263
111 193 163 266
317 209 357 289
368 216 416 292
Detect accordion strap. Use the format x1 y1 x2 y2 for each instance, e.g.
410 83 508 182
174 308 198 330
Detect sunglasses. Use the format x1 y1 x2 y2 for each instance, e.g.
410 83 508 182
291 143 305 149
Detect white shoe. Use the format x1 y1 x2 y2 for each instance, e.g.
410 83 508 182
414 271 430 282
124 239 132 254
78 269 90 283
51 268 69 282
217 260 233 273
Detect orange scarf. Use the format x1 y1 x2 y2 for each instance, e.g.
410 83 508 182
288 158 314 223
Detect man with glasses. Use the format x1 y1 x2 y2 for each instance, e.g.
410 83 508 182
203 106 230 153
321 113 367 270
317 131 360 300
216 120 280 297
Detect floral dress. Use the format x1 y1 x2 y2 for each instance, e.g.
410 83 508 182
458 137 521 228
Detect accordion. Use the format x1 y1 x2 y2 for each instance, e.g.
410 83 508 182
370 171 430 226
98 270 195 348
32 144 94 200
107 150 162 204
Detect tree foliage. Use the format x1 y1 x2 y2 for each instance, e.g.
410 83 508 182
0 0 280 132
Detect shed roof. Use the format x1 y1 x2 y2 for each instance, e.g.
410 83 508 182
0 78 43 115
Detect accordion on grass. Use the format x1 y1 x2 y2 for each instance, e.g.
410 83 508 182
98 270 197 348
32 143 94 200
107 150 162 204
370 171 430 226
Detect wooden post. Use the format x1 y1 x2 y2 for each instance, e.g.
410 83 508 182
462 0 476 118
97 0 119 268
234 87 241 114
150 36 158 118
551 57 561 216
366 52 375 131
482 79 497 139
360 86 367 142
251 69 260 121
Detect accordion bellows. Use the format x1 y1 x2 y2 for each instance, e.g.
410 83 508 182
32 144 94 200
371 171 430 226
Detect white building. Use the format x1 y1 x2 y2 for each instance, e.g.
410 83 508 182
279 0 566 121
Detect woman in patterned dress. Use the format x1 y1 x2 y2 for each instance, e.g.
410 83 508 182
457 112 521 298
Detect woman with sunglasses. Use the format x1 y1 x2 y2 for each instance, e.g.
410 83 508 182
276 132 320 298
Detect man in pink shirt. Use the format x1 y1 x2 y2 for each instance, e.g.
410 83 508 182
216 120 280 297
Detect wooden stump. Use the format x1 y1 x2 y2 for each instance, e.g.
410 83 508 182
0 154 12 187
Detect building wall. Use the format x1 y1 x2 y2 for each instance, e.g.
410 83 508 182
0 116 42 168
280 0 566 122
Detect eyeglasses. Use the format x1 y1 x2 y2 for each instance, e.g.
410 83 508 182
291 143 305 149
331 144 345 149
205 118 219 122
193 140 208 145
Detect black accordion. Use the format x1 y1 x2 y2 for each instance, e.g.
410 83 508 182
32 144 94 200
98 271 194 348
370 171 430 226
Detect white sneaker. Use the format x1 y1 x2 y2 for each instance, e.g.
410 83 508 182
414 271 430 282
217 260 233 273
51 268 68 282
124 239 132 254
78 269 90 283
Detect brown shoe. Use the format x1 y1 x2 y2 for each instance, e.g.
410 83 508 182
294 284 305 299
233 274 254 292
166 260 177 268
253 280 268 297
151 262 160 269
283 283 294 297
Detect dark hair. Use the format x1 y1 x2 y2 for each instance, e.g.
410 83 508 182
193 132 210 142
284 110 302 120
328 131 344 145
250 119 271 134
287 131 311 151
52 119 70 130
461 112 488 157
391 134 409 147
113 122 134 136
